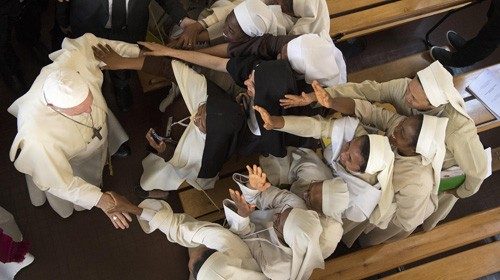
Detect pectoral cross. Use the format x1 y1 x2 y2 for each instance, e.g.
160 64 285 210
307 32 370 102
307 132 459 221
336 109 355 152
92 127 103 140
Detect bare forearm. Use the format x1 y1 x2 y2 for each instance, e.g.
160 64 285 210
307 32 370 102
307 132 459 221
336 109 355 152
197 43 229 58
117 57 146 70
169 49 229 72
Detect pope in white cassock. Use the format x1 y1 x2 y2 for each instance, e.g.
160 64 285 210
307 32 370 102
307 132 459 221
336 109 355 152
7 34 140 228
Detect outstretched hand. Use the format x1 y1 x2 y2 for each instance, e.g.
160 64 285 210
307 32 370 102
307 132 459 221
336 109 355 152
312 80 335 109
246 165 271 192
253 105 285 130
138 41 174 57
168 22 204 50
279 92 316 109
229 189 256 218
92 43 125 70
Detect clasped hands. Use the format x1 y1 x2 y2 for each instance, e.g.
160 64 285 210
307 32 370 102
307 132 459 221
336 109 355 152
97 191 141 230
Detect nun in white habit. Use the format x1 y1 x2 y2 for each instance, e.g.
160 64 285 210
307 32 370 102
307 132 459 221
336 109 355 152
311 61 490 231
223 173 325 280
359 115 448 245
8 34 133 221
287 33 346 86
106 198 267 280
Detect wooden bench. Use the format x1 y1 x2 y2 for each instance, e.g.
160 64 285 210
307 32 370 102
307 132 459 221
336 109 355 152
310 207 500 280
327 0 481 42
348 53 500 133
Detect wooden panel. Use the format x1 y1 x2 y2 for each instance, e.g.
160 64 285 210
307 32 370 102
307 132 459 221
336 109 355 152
465 99 496 126
348 52 432 83
492 147 500 173
178 177 237 219
330 0 475 39
477 120 500 134
383 241 500 280
310 207 500 280
454 64 500 99
326 0 393 16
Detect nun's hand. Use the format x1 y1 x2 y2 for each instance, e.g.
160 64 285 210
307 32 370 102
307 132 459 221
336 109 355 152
138 41 174 57
246 165 271 192
229 189 256 218
253 106 285 130
313 80 335 109
106 191 141 216
92 43 125 70
146 128 167 154
174 22 205 50
279 92 316 109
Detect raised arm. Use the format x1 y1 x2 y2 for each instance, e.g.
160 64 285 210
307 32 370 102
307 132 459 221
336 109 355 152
139 42 229 72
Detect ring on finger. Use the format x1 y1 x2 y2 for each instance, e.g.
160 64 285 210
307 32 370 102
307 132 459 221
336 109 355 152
113 216 117 220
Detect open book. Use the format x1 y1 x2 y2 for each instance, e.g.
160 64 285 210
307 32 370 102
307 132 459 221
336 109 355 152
466 69 500 119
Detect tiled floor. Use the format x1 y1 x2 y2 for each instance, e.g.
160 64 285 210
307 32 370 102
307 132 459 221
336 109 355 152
0 1 498 279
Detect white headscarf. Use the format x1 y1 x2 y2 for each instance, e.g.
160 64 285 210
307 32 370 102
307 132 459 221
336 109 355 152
417 61 471 119
365 135 396 229
233 0 284 37
322 177 349 223
416 115 449 197
42 69 89 108
283 208 324 280
287 34 347 86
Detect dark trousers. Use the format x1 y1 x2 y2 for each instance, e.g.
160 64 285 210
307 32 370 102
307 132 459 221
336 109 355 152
449 0 500 67
104 28 133 90
0 1 22 84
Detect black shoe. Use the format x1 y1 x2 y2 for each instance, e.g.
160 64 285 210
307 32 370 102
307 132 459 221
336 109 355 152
113 143 131 158
134 186 169 200
430 46 454 66
446 30 467 50
115 86 133 112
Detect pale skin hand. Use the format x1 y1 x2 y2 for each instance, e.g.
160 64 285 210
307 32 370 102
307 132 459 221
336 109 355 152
312 80 335 109
279 92 317 109
96 193 133 229
253 105 285 130
146 128 166 154
246 164 271 192
229 189 256 218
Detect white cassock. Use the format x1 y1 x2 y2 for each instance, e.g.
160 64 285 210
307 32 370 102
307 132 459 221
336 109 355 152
136 199 267 280
8 34 135 218
223 176 324 280
0 207 34 280
323 61 491 230
140 60 217 191
257 147 346 258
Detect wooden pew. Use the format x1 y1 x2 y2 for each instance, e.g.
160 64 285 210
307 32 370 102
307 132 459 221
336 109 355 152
327 0 480 41
348 53 500 133
310 207 500 280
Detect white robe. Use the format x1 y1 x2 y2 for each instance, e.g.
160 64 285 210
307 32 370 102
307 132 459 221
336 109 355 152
139 60 218 192
223 179 323 280
259 147 344 258
136 200 267 280
8 34 134 217
324 79 490 230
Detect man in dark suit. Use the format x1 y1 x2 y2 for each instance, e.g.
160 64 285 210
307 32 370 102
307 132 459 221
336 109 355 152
56 0 189 112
